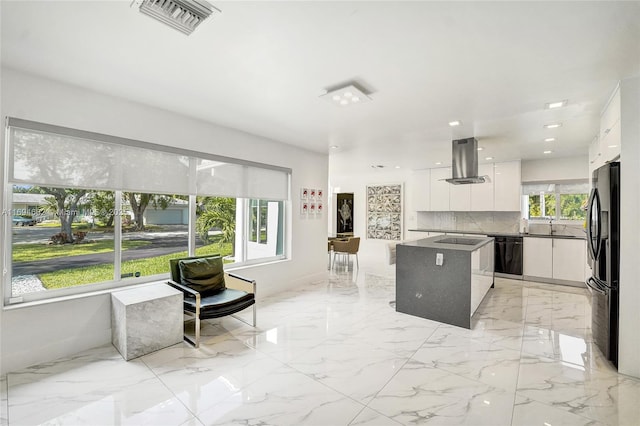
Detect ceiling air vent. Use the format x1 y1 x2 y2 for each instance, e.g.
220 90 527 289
138 0 220 35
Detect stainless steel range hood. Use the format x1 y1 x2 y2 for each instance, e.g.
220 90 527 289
445 137 486 185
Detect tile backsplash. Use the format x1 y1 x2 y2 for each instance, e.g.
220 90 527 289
416 212 586 237
417 211 521 234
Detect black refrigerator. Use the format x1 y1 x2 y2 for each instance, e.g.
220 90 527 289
586 161 620 367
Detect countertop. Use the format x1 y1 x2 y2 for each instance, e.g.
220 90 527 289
400 235 494 252
407 228 586 240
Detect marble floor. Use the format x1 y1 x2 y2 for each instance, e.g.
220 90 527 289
2 262 639 426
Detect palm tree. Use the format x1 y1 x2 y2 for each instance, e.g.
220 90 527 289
196 197 236 255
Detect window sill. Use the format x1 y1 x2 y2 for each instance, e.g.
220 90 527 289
3 280 167 311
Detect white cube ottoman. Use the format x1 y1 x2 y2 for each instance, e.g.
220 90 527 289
111 283 183 360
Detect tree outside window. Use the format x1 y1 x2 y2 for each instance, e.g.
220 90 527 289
524 182 587 221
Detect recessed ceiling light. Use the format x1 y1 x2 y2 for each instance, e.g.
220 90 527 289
544 137 556 142
477 147 484 151
545 100 568 109
543 150 552 154
485 156 493 160
330 145 339 149
608 144 618 148
435 162 442 165
448 120 461 127
394 166 401 169
544 123 562 129
321 83 372 107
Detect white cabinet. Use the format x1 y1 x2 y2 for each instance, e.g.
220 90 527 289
449 183 470 211
430 167 451 211
470 163 495 211
524 237 588 283
591 84 621 174
601 119 621 162
524 237 553 279
588 135 603 173
600 84 621 142
552 239 587 282
423 161 519 212
493 161 521 211
410 169 430 211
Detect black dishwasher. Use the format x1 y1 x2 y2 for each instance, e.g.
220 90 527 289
493 236 523 277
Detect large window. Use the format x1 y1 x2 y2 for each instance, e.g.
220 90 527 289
4 118 290 304
523 182 588 221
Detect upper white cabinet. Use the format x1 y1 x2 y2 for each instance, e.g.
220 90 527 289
470 163 495 211
600 84 621 142
411 160 520 212
591 84 621 174
410 169 430 211
493 161 521 211
430 167 451 211
449 183 471 211
588 134 603 172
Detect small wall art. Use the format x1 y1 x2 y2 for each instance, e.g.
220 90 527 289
300 187 324 219
366 183 402 240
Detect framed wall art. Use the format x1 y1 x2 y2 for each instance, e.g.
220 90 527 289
336 192 354 234
366 183 402 240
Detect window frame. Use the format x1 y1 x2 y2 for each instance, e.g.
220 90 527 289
3 118 290 306
524 180 588 222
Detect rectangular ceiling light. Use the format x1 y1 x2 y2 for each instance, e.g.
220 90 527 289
545 100 567 109
139 0 220 35
320 84 372 107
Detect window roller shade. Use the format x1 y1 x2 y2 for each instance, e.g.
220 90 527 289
7 118 290 200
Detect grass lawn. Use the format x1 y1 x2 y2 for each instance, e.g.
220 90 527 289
38 242 233 289
12 240 150 262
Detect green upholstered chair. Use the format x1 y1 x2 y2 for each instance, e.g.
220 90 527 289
167 255 256 347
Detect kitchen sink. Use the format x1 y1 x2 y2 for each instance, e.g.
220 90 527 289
436 237 481 245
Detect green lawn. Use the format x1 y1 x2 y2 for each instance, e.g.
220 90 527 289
12 240 150 262
38 242 233 289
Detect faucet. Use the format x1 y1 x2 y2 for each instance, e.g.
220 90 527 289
549 219 555 235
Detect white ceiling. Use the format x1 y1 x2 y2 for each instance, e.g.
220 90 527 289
2 1 639 174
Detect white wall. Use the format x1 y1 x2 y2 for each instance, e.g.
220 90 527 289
329 160 413 263
618 75 640 378
521 156 589 182
0 68 328 373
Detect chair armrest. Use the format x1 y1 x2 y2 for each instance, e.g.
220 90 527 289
166 280 201 312
225 272 256 294
167 279 199 296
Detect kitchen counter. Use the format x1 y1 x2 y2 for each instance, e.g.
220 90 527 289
401 235 494 251
407 228 586 240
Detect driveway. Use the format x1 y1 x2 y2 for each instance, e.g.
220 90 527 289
11 226 211 276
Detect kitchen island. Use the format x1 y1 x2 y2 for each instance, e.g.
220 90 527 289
396 235 494 328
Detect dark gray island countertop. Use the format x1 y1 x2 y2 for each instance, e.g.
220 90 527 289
402 235 494 252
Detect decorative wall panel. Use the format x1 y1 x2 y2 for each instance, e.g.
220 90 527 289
366 184 402 240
